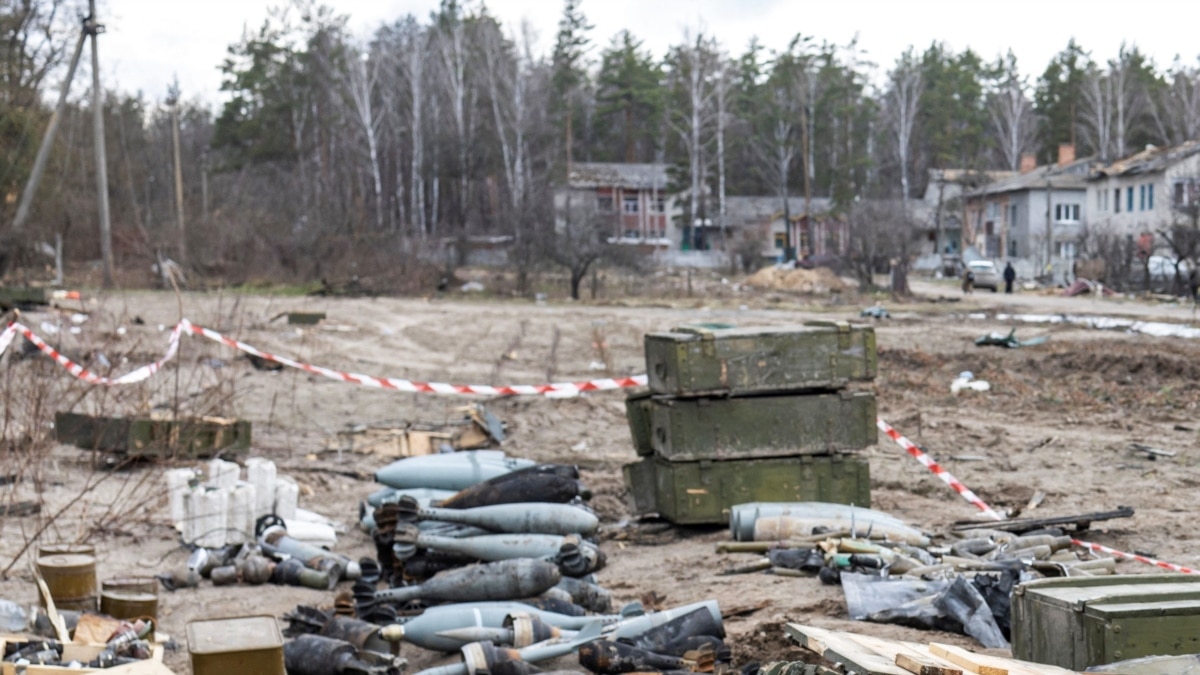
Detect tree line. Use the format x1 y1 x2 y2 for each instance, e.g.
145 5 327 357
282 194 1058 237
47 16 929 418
1 0 1198 292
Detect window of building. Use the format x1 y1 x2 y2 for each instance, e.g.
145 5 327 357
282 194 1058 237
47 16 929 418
986 202 999 218
773 232 786 249
1008 239 1018 257
597 196 613 211
622 194 639 213
1176 181 1188 207
1096 190 1103 211
1114 188 1121 213
1054 204 1080 223
1139 185 1146 211
1008 204 1018 227
1059 241 1077 258
652 196 666 213
1127 186 1134 212
1148 184 1154 210
623 228 639 239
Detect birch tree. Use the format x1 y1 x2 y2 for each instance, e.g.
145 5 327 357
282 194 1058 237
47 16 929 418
1151 58 1200 147
345 44 384 230
885 50 922 200
665 30 720 243
1079 63 1114 161
990 72 1038 171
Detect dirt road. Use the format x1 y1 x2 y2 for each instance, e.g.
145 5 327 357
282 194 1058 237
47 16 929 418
2 286 1198 673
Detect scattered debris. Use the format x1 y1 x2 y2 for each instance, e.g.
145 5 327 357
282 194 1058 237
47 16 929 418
245 353 284 371
330 405 505 458
1129 442 1177 459
950 371 990 393
860 305 890 319
1063 278 1117 297
975 328 1049 349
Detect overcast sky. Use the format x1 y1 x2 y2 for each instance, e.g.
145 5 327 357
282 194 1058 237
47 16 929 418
98 0 1200 108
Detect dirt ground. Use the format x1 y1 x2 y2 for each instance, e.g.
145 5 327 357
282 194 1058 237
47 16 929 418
3 278 1200 673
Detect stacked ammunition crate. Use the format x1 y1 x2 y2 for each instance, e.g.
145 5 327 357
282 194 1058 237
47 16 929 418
622 322 877 525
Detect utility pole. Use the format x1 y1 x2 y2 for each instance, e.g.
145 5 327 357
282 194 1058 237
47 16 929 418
168 84 186 268
88 0 114 288
12 29 86 231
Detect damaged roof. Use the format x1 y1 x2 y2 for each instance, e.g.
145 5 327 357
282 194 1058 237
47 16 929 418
569 163 669 190
1092 140 1200 178
966 157 1094 197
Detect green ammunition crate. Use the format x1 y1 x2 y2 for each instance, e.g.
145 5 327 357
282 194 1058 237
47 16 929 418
625 390 654 456
0 286 50 310
646 391 876 461
55 412 252 458
1012 574 1200 670
645 322 876 398
622 453 870 525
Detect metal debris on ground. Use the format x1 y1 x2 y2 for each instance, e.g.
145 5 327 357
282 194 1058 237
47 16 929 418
330 404 506 458
718 501 1146 650
860 305 890 319
974 328 1049 348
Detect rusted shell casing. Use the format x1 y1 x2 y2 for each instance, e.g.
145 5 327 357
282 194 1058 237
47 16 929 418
320 615 397 655
100 590 158 621
36 554 97 612
577 639 690 674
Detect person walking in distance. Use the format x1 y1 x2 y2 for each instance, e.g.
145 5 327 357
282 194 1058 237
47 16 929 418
962 265 974 294
1003 261 1016 294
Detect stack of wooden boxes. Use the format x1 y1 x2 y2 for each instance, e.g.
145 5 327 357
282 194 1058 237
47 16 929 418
623 322 878 525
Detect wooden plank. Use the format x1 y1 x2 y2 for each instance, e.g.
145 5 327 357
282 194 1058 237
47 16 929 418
789 625 908 675
896 653 963 675
926 643 1076 675
841 634 962 675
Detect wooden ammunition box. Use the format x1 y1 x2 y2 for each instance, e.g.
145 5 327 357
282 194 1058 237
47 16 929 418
55 412 251 458
623 453 870 525
646 391 876 461
645 322 876 398
1012 574 1200 670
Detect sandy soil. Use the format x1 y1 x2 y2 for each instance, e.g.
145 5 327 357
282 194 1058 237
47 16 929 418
2 281 1200 673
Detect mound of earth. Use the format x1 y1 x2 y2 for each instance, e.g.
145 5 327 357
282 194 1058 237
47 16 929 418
744 266 848 293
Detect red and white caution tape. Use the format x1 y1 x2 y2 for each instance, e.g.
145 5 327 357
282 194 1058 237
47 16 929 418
1072 539 1199 575
0 321 184 385
1 319 647 396
877 417 1004 521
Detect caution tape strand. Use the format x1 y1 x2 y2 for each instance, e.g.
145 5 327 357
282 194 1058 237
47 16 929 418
1 319 647 396
1072 539 1199 575
876 417 1004 521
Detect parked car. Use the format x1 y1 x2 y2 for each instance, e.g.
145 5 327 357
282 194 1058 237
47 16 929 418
967 260 1000 292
